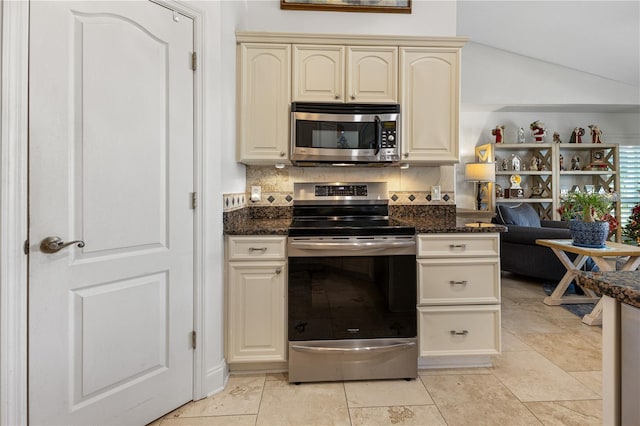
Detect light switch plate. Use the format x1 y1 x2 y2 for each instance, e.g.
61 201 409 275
250 185 261 202
431 185 441 201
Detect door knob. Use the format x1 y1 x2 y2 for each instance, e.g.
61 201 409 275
40 236 85 254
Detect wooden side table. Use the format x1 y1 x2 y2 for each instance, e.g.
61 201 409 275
535 239 640 325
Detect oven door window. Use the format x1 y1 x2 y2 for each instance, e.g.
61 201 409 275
288 255 417 341
295 120 376 150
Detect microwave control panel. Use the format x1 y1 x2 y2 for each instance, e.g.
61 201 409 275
380 122 397 148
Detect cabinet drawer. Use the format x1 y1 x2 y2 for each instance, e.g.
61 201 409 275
227 236 286 261
418 305 500 357
417 234 499 258
418 258 500 305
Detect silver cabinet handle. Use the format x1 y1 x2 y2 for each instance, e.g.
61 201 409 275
450 330 469 336
40 236 85 254
449 244 467 249
249 247 267 253
450 280 468 285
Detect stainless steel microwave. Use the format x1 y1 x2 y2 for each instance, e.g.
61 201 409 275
290 102 401 166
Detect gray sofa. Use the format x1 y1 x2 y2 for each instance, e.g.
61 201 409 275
493 203 576 282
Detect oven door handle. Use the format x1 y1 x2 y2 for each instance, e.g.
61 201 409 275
290 341 416 354
288 240 415 251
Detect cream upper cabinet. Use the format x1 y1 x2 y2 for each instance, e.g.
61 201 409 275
293 45 398 103
400 48 460 164
237 43 291 164
293 45 345 102
346 46 397 103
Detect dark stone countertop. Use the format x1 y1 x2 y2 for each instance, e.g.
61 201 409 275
577 271 640 309
224 205 506 236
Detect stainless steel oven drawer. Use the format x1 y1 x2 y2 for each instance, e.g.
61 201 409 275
288 338 417 383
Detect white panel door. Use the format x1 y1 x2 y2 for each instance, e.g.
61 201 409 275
28 2 195 425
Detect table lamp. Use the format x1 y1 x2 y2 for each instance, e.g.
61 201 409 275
465 162 495 211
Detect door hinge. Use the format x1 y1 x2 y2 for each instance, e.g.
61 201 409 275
191 331 196 349
191 52 197 71
190 192 197 209
23 240 29 255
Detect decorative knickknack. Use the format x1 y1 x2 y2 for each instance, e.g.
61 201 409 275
558 191 617 248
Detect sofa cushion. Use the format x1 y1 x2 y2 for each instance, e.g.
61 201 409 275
496 203 541 227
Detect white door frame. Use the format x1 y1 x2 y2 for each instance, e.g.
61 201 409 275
0 1 206 423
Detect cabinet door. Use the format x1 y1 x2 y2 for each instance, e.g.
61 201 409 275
293 45 345 102
238 43 291 164
346 46 397 103
400 48 460 164
227 261 287 362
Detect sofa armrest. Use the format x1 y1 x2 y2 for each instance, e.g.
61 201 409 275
540 220 570 229
501 224 572 245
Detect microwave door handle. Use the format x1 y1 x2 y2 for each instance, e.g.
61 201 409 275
374 115 381 155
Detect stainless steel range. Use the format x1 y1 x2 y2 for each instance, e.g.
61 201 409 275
287 182 417 384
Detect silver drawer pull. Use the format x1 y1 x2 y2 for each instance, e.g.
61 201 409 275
249 247 267 253
449 244 467 249
450 280 468 285
450 330 469 336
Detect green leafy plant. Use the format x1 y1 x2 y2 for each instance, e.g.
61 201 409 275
558 191 613 223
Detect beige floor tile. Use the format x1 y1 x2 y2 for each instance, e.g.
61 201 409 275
167 375 265 418
421 374 542 425
501 330 533 352
437 400 543 426
344 379 434 408
161 415 257 426
419 367 491 376
421 373 520 403
265 372 288 382
490 351 600 402
349 405 446 426
525 400 602 425
547 318 603 348
501 305 565 335
256 380 350 426
518 332 601 372
569 371 603 396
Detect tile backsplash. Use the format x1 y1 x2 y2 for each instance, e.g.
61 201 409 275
223 165 456 211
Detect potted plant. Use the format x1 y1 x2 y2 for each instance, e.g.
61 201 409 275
558 191 616 248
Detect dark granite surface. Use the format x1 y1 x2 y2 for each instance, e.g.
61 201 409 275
224 206 506 235
577 271 640 309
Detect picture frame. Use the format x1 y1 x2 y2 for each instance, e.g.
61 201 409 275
280 0 412 14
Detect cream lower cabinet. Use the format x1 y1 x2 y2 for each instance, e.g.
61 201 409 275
226 236 287 363
417 233 501 364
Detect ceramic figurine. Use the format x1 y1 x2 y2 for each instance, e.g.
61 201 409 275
588 124 603 143
559 154 566 171
491 125 505 143
511 153 521 171
529 120 546 143
552 132 562 143
571 155 581 171
501 158 509 171
518 127 526 143
569 127 585 144
530 156 539 171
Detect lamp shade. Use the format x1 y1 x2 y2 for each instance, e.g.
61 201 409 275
465 162 495 182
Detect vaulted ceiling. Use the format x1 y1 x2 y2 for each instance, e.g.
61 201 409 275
457 1 639 88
